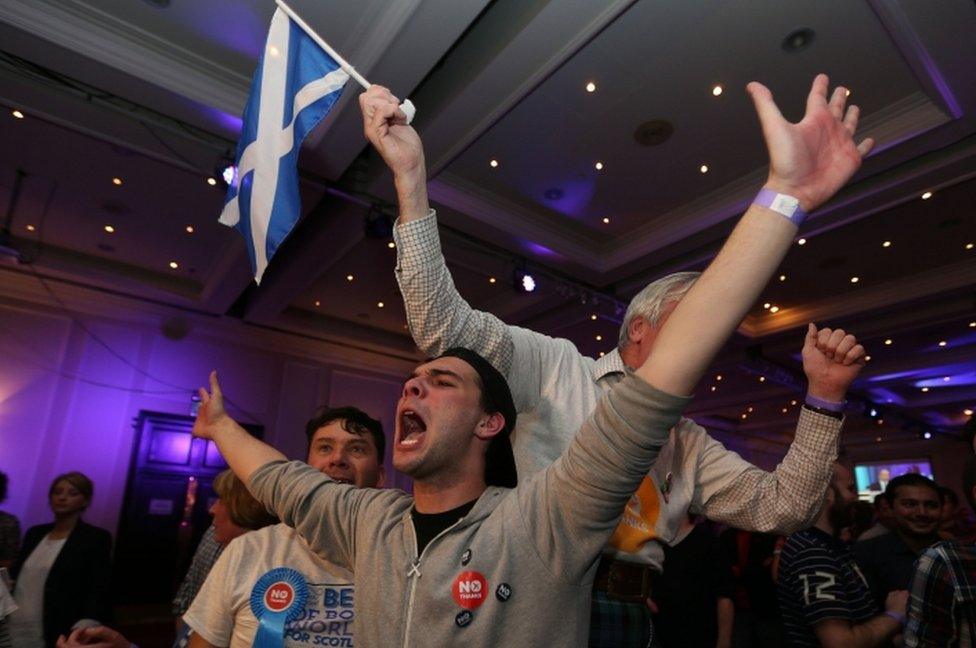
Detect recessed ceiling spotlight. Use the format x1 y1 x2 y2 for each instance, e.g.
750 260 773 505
782 408 788 414
488 277 496 284
747 406 754 412
206 177 217 186
711 85 723 97
921 191 932 200
388 241 396 249
797 238 806 246
12 109 24 119
590 314 597 320
594 161 604 171
699 164 709 174
966 243 974 250
377 301 385 308
585 81 596 93
599 351 605 357
104 225 115 233
943 376 951 382
782 27 816 53
884 338 893 345
346 274 354 282
26 224 35 232
923 431 932 440
710 386 717 392
865 355 871 361
716 374 723 381
763 303 771 309
965 408 973 416
314 300 321 307
595 335 603 341
741 413 748 419
759 376 766 382
876 436 882 442
970 321 976 328
938 340 947 347
882 240 891 248
602 217 610 224
185 225 194 234
779 275 786 282
921 387 929 392
489 159 499 168
790 400 798 406
769 305 780 313
850 276 859 283
112 177 123 186
169 261 179 269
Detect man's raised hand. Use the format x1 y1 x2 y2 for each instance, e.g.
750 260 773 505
748 74 874 213
359 85 424 181
193 370 228 440
802 323 867 403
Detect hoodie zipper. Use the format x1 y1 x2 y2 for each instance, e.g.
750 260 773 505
401 515 466 648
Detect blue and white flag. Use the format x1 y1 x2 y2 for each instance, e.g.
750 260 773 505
219 8 349 283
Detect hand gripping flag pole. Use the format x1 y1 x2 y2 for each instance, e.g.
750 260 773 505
219 1 415 284
275 0 416 124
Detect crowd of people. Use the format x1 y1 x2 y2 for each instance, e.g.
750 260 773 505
0 75 973 648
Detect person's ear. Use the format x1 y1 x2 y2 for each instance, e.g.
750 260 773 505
474 412 505 441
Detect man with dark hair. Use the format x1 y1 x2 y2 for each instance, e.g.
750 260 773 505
778 463 907 647
855 474 942 607
858 493 893 541
904 457 976 645
193 73 875 646
184 406 385 647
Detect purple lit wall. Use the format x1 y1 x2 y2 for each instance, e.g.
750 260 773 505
0 295 407 535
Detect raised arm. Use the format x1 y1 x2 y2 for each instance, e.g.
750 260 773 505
637 74 873 394
192 371 285 482
694 325 866 533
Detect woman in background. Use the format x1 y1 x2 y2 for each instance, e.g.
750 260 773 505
8 472 111 648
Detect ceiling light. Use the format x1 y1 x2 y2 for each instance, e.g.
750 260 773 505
943 376 951 382
797 238 806 246
966 243 974 250
314 300 320 307
489 159 499 168
779 275 786 282
921 191 932 200
169 261 179 269
594 161 604 171
763 303 771 309
740 413 748 419
602 217 610 224
769 305 780 313
388 241 396 249
964 409 973 416
759 376 766 382
514 268 536 293
970 321 976 328
26 224 35 232
923 431 932 439
781 408 787 414
938 340 947 347
876 436 882 442
377 301 385 308
716 374 723 381
599 351 605 357
346 274 354 282
699 164 709 174
850 276 859 283
790 400 798 406
12 109 24 119
104 225 115 233
865 355 871 361
488 277 496 284
595 335 603 341
710 386 717 392
921 387 929 392
590 314 597 320
747 406 754 412
884 338 893 345
206 177 217 186
845 88 851 97
112 177 123 186
877 418 884 425
711 85 723 97
882 240 891 248
585 81 596 93
185 225 194 234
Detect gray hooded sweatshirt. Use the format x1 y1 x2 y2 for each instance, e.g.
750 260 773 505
249 374 689 647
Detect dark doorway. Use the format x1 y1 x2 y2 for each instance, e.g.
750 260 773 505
113 411 263 608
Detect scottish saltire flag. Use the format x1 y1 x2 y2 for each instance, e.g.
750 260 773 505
219 8 349 283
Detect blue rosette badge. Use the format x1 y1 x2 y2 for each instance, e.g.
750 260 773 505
249 567 308 648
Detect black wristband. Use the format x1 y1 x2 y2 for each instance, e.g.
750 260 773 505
801 403 844 420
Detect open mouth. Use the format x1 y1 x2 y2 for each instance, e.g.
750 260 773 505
399 409 427 448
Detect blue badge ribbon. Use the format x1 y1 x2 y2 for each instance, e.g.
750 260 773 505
250 567 308 648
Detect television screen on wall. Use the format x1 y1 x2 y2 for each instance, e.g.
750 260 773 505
854 459 935 499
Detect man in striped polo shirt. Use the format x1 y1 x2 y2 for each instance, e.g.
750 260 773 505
778 463 908 647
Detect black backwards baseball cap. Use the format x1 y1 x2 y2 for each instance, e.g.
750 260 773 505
436 347 518 488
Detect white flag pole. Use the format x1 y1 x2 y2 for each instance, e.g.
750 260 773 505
274 0 416 123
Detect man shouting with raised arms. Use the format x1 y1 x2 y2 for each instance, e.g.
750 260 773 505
366 74 869 645
193 75 871 647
